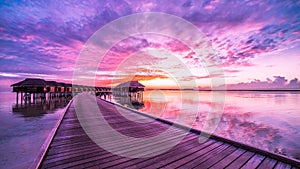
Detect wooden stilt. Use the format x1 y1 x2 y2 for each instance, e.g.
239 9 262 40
20 92 23 105
16 92 19 104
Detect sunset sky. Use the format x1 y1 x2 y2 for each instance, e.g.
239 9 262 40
1 0 300 90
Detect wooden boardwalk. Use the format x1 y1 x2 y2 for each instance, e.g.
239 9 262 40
39 94 300 169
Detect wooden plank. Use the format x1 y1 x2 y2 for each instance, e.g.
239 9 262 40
99 135 200 168
44 133 190 168
84 136 214 169
210 148 246 169
196 146 237 168
45 144 102 161
241 154 265 169
47 129 185 158
43 148 124 168
42 148 105 168
257 157 278 169
50 125 169 147
176 144 232 168
46 143 98 157
274 161 291 169
50 130 183 156
42 151 112 169
51 127 163 148
58 120 166 130
154 141 224 168
123 140 218 169
225 151 255 169
51 122 180 147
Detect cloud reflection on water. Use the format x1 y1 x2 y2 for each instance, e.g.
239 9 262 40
132 90 300 160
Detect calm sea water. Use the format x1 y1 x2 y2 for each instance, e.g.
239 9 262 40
113 90 300 160
0 92 68 169
1 90 299 168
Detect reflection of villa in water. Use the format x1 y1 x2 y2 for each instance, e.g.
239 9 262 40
113 81 145 109
12 99 69 118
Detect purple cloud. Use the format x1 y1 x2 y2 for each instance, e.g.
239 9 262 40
225 76 300 90
0 0 299 89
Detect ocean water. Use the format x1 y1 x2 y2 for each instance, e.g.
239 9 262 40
1 90 299 168
0 92 68 169
113 90 300 160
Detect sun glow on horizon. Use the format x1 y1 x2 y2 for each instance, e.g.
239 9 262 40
140 78 180 89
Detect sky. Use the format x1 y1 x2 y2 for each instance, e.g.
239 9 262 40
1 0 300 90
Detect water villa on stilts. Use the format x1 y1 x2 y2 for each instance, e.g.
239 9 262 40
11 78 111 104
113 81 145 98
113 81 145 108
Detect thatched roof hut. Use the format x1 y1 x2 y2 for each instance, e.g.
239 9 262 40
11 78 110 94
46 81 57 87
11 78 46 87
11 78 47 93
114 81 145 93
115 81 145 89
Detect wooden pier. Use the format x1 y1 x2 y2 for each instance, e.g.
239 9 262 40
35 93 300 169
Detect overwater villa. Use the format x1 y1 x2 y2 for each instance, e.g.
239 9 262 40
11 78 111 102
113 81 145 97
112 81 145 108
11 78 47 93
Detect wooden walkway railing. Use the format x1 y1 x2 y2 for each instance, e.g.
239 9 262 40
39 94 300 169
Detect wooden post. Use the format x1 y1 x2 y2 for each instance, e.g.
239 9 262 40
29 93 32 103
33 93 36 103
20 92 23 105
24 93 27 105
16 92 19 104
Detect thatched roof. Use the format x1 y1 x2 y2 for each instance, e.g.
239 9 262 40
56 82 66 87
65 83 72 87
11 78 108 89
46 81 57 86
115 81 145 88
11 78 46 87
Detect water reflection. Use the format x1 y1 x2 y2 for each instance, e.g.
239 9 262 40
119 90 300 160
214 105 283 155
12 99 69 118
0 92 70 168
113 95 144 109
